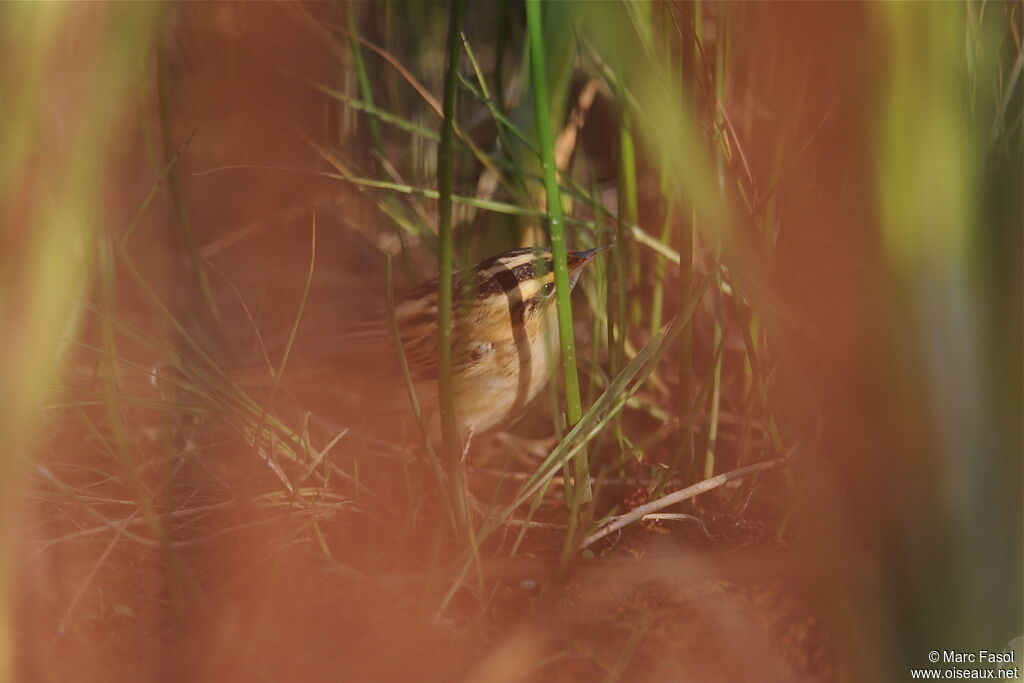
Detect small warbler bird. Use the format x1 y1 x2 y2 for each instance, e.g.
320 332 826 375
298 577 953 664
245 246 606 443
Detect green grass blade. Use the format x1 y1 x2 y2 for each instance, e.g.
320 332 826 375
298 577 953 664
526 0 591 509
437 0 469 535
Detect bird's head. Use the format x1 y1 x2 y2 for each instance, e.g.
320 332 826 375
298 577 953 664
466 246 608 324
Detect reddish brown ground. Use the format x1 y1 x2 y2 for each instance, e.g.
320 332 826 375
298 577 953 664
17 483 836 683
13 3 873 681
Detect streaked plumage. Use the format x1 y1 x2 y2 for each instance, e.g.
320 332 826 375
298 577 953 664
239 247 605 441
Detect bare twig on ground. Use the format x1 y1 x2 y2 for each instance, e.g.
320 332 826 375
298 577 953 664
582 455 791 549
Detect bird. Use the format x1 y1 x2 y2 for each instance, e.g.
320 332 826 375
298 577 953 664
236 246 607 445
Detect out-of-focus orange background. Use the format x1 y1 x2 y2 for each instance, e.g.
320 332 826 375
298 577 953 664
2 3 1020 682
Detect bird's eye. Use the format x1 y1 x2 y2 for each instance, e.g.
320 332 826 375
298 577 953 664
540 282 556 297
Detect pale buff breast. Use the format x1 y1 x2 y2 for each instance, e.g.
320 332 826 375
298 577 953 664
411 296 556 438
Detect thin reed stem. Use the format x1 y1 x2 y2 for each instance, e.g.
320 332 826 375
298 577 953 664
526 0 591 510
618 104 642 332
676 0 697 484
346 2 385 176
437 0 469 535
157 45 223 334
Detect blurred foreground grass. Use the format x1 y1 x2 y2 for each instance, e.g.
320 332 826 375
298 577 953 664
1 2 1020 681
0 5 160 681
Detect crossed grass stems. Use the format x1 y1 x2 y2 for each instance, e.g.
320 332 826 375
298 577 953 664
34 1 792 621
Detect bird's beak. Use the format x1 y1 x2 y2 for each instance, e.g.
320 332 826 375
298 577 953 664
569 244 613 271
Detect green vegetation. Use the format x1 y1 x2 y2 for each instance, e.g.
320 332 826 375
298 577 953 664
3 2 1020 681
